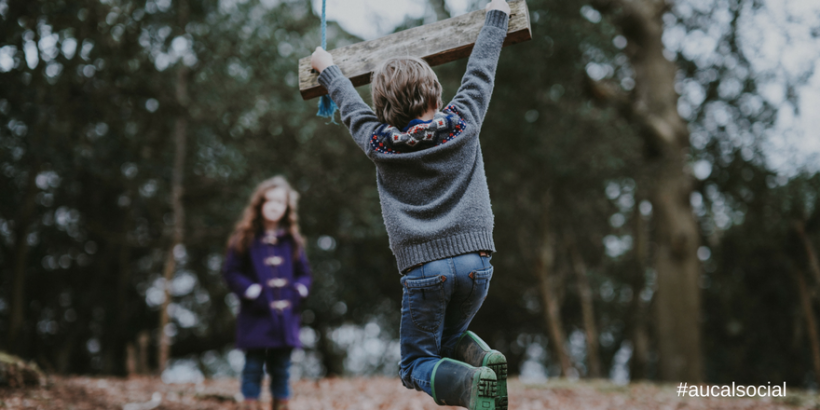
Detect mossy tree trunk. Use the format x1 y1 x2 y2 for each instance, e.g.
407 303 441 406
593 0 704 382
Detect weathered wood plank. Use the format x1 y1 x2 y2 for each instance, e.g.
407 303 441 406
298 0 531 100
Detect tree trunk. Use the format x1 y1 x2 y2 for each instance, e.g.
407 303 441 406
533 194 573 377
107 240 131 375
158 2 190 372
126 343 137 377
793 268 820 380
8 163 40 354
138 331 151 374
157 85 188 373
593 0 703 382
318 325 346 376
794 221 820 286
629 196 651 380
55 323 81 374
651 139 702 384
566 232 602 378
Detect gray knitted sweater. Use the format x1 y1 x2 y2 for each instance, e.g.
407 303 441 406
318 10 509 272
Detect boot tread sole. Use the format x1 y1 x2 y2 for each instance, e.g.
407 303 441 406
486 359 508 410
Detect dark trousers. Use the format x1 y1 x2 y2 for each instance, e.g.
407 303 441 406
241 348 293 400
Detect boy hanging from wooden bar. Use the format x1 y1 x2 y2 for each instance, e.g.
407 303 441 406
310 1 515 409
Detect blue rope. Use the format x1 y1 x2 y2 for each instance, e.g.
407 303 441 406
321 0 327 49
316 0 338 122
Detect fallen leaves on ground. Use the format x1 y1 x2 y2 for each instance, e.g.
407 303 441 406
0 376 816 409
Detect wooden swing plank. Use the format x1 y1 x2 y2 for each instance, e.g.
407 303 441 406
298 0 532 100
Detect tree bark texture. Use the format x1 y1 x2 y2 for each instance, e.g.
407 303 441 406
158 3 190 371
593 0 703 382
566 233 602 378
533 194 573 377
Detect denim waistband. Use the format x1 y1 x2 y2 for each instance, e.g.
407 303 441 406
400 250 492 275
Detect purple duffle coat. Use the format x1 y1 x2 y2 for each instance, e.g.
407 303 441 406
222 232 312 349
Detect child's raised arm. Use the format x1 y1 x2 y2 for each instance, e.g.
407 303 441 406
448 1 510 126
312 48 380 157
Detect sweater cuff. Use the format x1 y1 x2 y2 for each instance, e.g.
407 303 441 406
485 9 509 31
318 65 344 89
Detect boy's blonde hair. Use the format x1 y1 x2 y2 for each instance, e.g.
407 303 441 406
371 57 443 129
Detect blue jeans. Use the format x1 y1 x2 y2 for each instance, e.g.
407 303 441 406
399 252 493 396
241 348 292 400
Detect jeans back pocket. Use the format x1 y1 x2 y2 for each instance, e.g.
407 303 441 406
462 266 493 318
403 275 446 333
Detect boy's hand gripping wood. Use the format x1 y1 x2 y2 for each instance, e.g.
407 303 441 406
298 0 531 100
311 47 334 74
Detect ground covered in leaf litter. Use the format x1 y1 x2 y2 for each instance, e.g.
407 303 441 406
1 376 816 410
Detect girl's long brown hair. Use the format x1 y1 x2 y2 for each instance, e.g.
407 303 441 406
227 176 305 256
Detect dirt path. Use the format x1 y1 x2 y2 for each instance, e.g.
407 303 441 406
1 376 815 409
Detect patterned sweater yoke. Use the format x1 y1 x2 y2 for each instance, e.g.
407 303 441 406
369 108 467 155
318 10 509 272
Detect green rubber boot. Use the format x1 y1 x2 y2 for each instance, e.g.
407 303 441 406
431 358 497 410
452 331 508 410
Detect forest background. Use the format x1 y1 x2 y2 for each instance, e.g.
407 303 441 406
2 0 820 390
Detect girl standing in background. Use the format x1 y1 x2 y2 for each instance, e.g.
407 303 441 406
223 176 312 410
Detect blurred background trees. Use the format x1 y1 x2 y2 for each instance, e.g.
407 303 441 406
1 0 819 389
